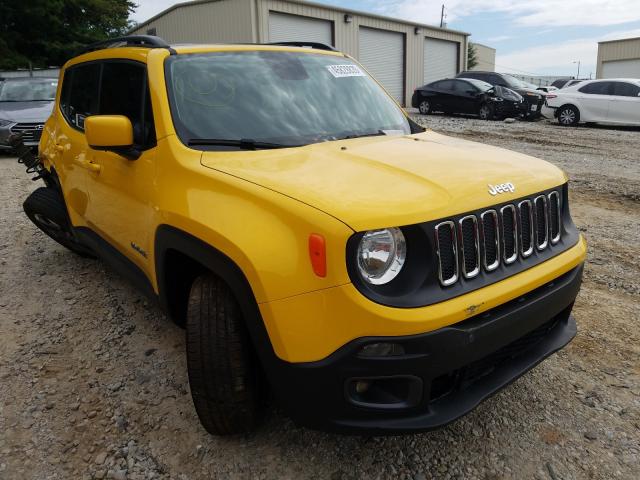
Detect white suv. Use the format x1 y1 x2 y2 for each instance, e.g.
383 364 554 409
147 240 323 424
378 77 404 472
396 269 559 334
542 78 640 126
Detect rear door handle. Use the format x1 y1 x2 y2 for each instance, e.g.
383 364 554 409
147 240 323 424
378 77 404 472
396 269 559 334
73 158 101 173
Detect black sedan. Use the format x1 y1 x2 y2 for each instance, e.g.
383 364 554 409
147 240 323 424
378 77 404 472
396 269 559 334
411 78 526 120
456 71 546 119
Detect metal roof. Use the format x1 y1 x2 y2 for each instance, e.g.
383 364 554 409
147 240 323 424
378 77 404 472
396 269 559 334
131 0 470 37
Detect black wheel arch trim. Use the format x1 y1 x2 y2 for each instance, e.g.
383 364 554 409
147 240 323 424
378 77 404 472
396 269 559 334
153 224 279 364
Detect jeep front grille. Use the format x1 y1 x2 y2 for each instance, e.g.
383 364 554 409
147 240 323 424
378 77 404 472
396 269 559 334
435 189 563 287
459 215 480 279
534 195 548 250
434 221 458 286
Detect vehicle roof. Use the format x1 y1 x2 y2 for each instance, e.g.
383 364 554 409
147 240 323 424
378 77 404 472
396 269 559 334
170 44 345 56
0 76 58 81
459 71 506 75
577 78 640 84
68 43 345 67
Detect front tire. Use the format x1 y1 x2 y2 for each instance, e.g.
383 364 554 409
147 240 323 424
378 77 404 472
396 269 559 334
23 187 95 258
558 105 579 126
186 274 265 435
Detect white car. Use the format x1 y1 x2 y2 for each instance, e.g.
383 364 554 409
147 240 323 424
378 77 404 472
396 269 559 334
542 78 640 126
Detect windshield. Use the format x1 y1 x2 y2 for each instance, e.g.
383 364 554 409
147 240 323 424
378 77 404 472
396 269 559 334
165 51 411 148
464 78 494 92
0 79 57 101
502 74 526 89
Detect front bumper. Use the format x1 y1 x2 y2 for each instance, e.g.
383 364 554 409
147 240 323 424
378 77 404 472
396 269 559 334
495 100 528 118
268 263 583 434
523 96 545 119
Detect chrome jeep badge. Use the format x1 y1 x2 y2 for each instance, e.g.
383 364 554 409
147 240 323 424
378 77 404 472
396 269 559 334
488 182 515 195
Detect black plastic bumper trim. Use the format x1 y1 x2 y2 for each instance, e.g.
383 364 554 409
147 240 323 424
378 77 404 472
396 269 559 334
266 263 583 434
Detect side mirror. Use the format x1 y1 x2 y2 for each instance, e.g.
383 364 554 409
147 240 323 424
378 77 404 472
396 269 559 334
85 115 140 160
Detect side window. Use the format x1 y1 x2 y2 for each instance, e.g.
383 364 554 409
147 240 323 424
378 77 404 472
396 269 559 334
99 62 155 147
489 75 504 86
62 63 100 130
611 82 640 97
453 80 473 93
578 82 612 95
438 80 454 91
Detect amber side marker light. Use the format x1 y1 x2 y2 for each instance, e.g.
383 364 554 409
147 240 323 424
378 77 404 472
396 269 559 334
308 234 327 277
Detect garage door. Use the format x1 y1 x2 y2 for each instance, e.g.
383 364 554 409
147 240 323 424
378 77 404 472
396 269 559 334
359 27 405 103
268 12 333 45
423 38 458 85
601 59 640 78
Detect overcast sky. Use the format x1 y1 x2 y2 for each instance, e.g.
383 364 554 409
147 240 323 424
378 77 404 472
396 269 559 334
131 0 640 77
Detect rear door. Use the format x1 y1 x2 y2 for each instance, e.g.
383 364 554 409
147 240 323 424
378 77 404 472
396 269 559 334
576 81 613 122
56 62 101 226
608 81 640 125
450 79 479 114
431 79 456 111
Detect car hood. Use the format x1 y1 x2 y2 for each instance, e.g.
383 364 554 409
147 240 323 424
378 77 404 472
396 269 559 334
515 87 545 98
0 101 54 123
200 131 566 231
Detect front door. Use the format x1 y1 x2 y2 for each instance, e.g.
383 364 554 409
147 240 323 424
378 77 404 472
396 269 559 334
609 81 640 125
82 61 158 277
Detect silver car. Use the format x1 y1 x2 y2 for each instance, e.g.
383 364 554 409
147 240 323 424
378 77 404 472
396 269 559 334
0 77 58 151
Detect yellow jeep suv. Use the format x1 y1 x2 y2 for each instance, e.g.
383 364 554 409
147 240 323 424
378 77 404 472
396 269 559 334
17 35 586 435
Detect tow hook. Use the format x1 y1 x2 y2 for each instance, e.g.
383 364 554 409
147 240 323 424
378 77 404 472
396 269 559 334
8 133 51 183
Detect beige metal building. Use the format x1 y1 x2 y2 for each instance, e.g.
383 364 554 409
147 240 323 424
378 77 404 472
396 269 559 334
130 0 469 105
469 43 495 72
596 37 640 79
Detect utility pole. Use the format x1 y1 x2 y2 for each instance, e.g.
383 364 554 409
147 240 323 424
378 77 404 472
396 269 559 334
573 60 581 79
440 5 446 28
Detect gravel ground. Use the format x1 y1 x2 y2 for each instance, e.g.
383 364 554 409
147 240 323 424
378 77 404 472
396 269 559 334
1 116 639 480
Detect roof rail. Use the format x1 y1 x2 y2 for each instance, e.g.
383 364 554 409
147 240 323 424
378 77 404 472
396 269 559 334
267 41 338 52
81 35 172 54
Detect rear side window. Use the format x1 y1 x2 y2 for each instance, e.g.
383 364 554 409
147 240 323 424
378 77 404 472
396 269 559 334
61 63 100 129
578 82 613 95
452 80 472 92
435 80 454 90
611 82 640 97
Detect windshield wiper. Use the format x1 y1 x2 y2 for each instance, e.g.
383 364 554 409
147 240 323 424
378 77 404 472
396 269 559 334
187 138 297 150
337 130 386 140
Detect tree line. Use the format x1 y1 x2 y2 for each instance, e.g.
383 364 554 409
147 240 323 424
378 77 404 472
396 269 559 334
0 0 137 70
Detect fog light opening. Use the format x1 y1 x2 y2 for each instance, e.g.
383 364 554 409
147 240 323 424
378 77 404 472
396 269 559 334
355 380 371 394
358 342 405 358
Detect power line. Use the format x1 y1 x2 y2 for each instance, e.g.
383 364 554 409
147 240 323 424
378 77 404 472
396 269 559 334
493 62 552 77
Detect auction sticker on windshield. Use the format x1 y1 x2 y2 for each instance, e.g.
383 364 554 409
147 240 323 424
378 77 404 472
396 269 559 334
327 64 365 78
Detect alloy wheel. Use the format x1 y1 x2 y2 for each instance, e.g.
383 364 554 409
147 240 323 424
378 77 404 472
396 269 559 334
559 109 576 125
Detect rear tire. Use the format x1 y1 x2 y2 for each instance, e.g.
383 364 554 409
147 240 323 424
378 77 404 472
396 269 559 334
23 187 95 258
558 105 579 126
478 103 494 120
418 99 431 115
186 274 265 435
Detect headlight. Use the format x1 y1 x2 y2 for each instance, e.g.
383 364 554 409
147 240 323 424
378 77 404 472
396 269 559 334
357 228 406 285
0 119 13 127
